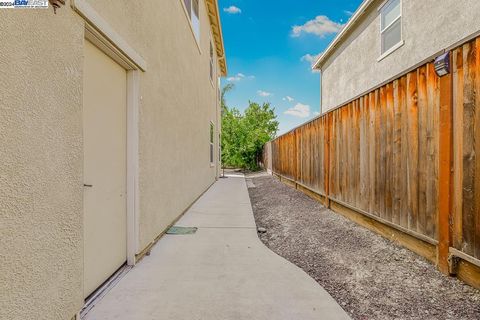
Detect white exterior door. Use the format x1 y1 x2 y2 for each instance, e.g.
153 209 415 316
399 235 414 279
83 40 127 298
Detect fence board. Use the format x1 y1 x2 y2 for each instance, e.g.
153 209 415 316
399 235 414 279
475 38 480 260
453 39 480 259
368 92 376 215
386 82 394 222
462 42 476 257
453 45 464 250
392 80 401 226
418 66 428 235
399 75 409 229
407 71 419 232
426 63 440 239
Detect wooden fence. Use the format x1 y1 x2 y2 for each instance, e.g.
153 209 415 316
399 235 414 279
265 36 480 289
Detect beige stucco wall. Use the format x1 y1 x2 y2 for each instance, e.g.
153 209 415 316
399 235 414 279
0 0 222 319
83 0 221 250
321 0 480 112
0 6 85 320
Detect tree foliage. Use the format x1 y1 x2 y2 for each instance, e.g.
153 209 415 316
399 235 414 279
221 85 279 170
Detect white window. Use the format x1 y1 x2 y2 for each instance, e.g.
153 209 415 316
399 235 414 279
183 0 191 18
209 41 215 82
380 0 402 55
210 122 215 165
183 0 200 43
218 77 221 102
218 133 221 165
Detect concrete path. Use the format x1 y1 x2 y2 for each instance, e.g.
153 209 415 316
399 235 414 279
85 175 350 320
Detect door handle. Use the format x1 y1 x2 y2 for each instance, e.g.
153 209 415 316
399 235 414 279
84 184 93 187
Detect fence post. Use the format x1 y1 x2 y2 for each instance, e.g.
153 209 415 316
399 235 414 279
324 115 331 208
437 54 453 274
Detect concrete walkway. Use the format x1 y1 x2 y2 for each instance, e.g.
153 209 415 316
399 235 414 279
85 175 350 320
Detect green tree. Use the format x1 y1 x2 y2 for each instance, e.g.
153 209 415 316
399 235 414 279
221 85 279 170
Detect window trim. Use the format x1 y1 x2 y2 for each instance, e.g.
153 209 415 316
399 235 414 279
377 40 404 62
218 77 221 101
379 0 403 57
209 121 215 166
180 0 202 53
209 40 215 87
218 132 221 166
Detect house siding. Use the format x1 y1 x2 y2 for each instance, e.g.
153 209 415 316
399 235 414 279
321 0 480 113
0 0 223 319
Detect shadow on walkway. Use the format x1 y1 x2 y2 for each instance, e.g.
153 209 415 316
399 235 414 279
85 175 350 320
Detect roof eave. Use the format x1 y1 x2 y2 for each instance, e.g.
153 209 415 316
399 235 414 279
205 0 227 76
312 0 376 71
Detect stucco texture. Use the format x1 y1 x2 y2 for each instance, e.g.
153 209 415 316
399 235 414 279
321 0 480 112
0 4 84 320
1 0 222 318
84 0 221 252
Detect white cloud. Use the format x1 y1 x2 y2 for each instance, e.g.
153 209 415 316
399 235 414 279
344 10 354 16
257 90 273 97
283 96 294 102
227 73 255 82
284 103 311 118
292 15 344 38
227 76 241 82
224 6 241 14
313 111 321 117
301 53 323 72
301 53 322 66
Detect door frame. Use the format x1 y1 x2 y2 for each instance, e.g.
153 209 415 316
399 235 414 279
73 0 147 266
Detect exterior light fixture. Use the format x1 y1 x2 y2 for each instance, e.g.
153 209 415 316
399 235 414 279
434 52 450 77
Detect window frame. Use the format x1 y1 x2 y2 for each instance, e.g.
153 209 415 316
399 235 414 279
210 122 215 166
180 0 201 52
191 0 200 42
218 77 221 104
378 0 404 61
209 40 215 85
218 132 221 166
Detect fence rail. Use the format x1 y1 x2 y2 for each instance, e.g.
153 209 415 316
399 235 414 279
263 36 480 289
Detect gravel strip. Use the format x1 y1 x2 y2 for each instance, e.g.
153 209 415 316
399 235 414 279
247 173 480 320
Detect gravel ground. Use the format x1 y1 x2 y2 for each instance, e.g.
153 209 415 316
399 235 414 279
247 172 480 320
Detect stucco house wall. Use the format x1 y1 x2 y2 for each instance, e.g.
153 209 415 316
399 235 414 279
0 8 85 320
84 0 223 255
0 1 224 319
320 0 480 112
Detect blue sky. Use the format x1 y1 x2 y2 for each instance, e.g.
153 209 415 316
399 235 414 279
219 0 362 135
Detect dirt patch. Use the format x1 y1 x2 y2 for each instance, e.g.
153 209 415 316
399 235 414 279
247 173 480 320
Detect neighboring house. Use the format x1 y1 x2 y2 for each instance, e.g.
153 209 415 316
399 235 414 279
0 1 226 319
314 0 480 113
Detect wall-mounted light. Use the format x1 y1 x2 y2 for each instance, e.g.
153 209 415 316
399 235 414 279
434 52 450 77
